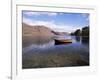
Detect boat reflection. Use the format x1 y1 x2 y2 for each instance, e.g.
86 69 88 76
54 35 72 45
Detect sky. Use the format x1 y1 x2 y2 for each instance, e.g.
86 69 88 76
22 10 89 33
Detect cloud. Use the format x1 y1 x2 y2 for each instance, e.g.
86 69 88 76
81 13 89 17
23 11 58 16
23 17 55 27
81 13 89 21
23 17 76 32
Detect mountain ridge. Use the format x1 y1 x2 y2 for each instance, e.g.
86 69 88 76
22 23 54 37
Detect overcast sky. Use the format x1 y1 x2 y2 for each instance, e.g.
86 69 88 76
22 10 89 33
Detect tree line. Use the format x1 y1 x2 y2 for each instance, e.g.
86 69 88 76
70 26 89 37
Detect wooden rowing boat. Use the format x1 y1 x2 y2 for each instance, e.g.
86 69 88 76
55 39 72 45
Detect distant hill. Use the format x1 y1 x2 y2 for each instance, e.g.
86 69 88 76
51 31 69 35
22 23 54 37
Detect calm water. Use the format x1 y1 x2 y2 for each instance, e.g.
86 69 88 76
22 36 89 69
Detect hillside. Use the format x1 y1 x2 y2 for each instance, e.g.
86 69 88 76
22 23 54 37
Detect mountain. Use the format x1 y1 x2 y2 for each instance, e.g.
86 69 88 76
22 23 54 37
51 31 69 35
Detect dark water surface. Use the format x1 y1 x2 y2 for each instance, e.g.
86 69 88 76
22 36 89 69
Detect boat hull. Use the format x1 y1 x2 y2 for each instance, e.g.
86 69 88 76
55 39 72 45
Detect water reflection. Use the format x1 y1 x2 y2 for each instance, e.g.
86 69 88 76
22 36 54 47
70 36 89 45
22 35 89 68
23 40 54 54
23 36 89 49
75 36 81 42
82 36 89 43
